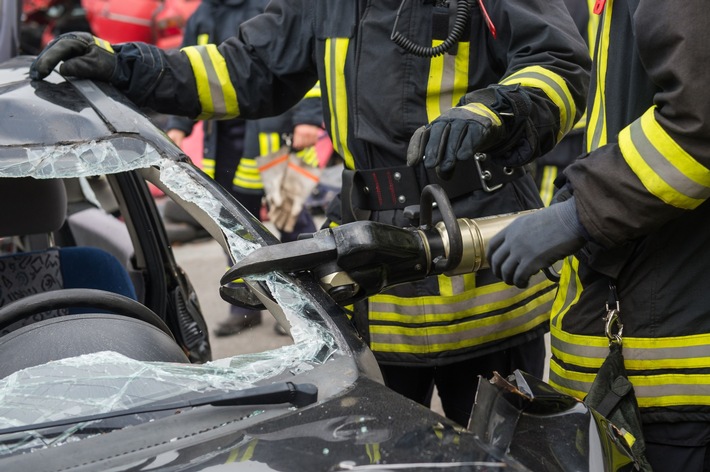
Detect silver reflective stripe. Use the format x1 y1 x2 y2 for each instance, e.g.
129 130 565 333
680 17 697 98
369 298 551 347
437 53 457 115
370 273 550 318
552 335 609 361
548 369 590 394
628 120 710 200
195 47 229 118
554 334 710 363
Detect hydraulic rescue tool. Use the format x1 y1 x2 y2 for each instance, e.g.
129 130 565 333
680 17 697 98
221 185 541 306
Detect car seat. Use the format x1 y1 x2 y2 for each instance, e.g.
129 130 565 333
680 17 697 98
0 177 137 323
0 177 188 375
0 176 145 326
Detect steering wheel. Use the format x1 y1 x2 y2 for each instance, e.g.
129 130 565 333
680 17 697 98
0 288 173 338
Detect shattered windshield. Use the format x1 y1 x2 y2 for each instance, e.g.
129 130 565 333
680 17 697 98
0 136 339 454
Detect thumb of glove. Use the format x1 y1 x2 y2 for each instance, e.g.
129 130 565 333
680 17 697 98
406 125 431 168
487 197 587 288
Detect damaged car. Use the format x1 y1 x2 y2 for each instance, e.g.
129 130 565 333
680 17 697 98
0 56 640 471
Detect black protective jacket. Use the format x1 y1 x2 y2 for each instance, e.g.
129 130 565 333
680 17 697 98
165 0 322 193
110 0 590 365
549 0 710 424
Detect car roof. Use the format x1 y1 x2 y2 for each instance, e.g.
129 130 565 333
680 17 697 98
0 55 184 169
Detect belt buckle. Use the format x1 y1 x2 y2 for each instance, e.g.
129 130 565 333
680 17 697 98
474 153 503 192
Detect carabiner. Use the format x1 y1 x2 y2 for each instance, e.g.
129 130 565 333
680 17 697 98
604 308 623 346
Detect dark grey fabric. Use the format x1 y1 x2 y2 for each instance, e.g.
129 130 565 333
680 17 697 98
0 178 67 237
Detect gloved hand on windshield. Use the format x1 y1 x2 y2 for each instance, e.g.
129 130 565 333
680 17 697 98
486 197 587 288
270 151 322 233
407 85 538 180
30 32 117 81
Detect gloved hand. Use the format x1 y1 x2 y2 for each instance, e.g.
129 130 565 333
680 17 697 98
256 146 290 220
407 85 537 180
270 151 322 233
487 197 587 288
407 102 504 180
30 32 117 81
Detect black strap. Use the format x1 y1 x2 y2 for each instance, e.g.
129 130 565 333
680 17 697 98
594 375 634 417
349 158 525 213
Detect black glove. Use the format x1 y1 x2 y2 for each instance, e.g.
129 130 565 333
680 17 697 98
30 32 117 81
487 197 587 288
406 85 538 180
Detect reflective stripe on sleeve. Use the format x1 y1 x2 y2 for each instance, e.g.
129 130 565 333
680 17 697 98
619 107 710 210
202 158 216 178
181 45 239 120
233 157 263 190
500 66 576 142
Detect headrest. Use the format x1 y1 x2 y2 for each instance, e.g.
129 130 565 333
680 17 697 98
0 177 67 237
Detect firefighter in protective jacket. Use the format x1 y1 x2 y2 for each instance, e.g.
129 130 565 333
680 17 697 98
29 0 590 426
485 0 710 468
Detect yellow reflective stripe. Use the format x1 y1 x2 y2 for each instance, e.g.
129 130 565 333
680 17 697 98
550 256 582 329
619 107 710 209
93 36 114 52
548 359 592 400
368 273 555 351
437 273 476 296
550 359 710 408
234 157 263 189
586 1 613 151
324 38 355 169
196 33 209 46
500 65 576 142
369 300 552 354
202 158 216 178
370 273 552 320
225 440 258 463
425 40 470 122
538 165 558 206
304 81 322 99
553 327 710 371
573 111 587 131
586 0 600 59
258 132 281 155
453 41 470 106
460 103 501 126
295 146 319 167
182 45 239 120
366 443 381 464
437 274 455 297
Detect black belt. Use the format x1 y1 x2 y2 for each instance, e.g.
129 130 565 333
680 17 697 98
341 155 525 222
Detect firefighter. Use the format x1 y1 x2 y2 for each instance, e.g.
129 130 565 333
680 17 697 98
482 0 710 469
164 0 324 336
29 0 590 426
